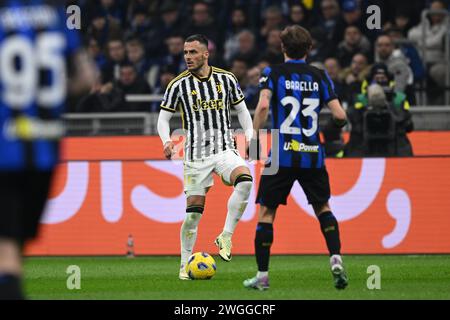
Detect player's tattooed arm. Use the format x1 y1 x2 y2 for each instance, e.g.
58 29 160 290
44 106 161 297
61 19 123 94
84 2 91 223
253 89 272 132
248 89 272 160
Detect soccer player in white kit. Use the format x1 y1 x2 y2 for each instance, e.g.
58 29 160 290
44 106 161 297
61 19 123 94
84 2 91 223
157 34 254 280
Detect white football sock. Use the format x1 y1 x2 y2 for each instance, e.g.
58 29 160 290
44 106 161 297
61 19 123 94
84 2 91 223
180 212 202 266
223 180 252 236
257 271 268 279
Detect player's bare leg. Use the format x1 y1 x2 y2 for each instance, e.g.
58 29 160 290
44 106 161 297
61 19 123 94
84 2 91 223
243 205 276 290
179 194 206 280
313 202 348 289
215 166 252 262
0 239 23 299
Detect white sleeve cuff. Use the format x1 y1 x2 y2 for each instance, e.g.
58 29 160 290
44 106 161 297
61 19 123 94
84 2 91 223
157 110 174 145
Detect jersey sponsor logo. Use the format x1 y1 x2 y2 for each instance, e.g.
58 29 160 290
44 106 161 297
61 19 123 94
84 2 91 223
283 139 319 153
285 80 319 91
192 98 224 112
3 116 64 140
0 5 58 30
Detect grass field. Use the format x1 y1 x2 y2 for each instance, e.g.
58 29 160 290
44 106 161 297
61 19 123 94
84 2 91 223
24 255 450 300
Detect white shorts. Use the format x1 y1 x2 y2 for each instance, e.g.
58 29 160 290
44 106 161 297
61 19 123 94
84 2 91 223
183 149 248 196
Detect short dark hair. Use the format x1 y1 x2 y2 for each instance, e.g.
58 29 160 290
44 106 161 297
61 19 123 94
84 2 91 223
280 25 312 59
120 61 136 71
107 37 124 45
126 37 143 47
185 34 209 48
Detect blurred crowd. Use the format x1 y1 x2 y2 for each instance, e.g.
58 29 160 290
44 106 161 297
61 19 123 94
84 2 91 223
69 0 450 114
67 0 450 157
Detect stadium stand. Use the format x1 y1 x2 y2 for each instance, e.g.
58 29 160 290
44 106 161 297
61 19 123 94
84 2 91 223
66 0 450 156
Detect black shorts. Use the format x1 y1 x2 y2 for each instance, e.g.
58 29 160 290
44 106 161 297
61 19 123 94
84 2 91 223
0 170 54 243
256 166 330 209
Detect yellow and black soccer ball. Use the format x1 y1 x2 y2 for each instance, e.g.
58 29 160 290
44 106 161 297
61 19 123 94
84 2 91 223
186 252 217 280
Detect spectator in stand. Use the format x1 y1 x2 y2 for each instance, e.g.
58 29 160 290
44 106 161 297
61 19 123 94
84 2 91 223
287 3 312 29
341 0 365 32
126 0 159 22
229 30 259 67
125 4 154 42
393 10 415 36
86 37 107 71
102 37 127 84
322 58 347 158
126 38 152 83
224 7 249 63
75 76 123 113
386 27 425 83
244 66 261 110
162 34 187 76
151 65 177 112
257 58 270 72
308 27 332 63
100 0 128 26
208 39 227 69
408 0 449 105
146 1 184 58
86 11 122 47
185 1 220 49
324 57 347 104
230 56 249 87
317 0 346 53
375 35 414 96
259 28 284 65
341 53 371 105
336 25 372 68
259 6 285 42
115 63 152 112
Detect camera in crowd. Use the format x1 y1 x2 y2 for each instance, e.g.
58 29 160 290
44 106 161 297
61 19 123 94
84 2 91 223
346 63 414 157
363 83 397 156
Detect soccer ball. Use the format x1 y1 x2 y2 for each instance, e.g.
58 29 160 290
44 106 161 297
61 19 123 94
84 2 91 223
186 252 217 280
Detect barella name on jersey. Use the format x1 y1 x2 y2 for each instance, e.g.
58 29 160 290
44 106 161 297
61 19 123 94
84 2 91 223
284 139 319 153
285 80 319 91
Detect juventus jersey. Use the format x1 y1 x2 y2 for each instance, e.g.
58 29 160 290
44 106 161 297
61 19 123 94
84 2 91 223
161 66 245 161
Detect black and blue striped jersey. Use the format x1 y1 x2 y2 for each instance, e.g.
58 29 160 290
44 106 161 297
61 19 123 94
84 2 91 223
259 59 337 168
0 0 79 171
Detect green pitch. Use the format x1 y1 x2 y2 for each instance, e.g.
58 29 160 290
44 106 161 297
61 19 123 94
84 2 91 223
24 255 450 300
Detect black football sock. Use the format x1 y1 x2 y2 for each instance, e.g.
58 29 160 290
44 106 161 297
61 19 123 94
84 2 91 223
255 223 273 272
0 274 24 300
318 211 341 256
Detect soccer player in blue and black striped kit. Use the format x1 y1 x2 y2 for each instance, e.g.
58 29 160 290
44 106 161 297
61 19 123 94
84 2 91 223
244 25 348 290
0 0 90 299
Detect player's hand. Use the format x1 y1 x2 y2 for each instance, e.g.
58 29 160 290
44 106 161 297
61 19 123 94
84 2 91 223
332 117 347 128
163 141 175 159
